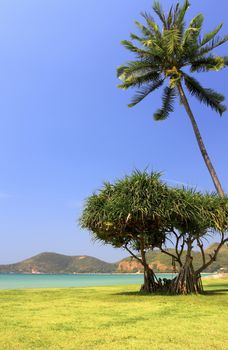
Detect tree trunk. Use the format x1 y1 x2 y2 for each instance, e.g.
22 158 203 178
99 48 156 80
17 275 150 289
169 240 203 295
141 264 158 293
140 238 158 293
177 82 224 197
170 259 203 295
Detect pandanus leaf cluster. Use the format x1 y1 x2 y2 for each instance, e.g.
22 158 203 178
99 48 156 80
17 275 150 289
80 170 228 294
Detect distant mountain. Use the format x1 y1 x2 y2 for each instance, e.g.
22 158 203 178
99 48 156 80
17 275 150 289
0 244 227 274
0 253 117 274
117 243 228 273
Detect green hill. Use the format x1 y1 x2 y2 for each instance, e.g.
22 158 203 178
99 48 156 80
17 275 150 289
0 244 227 274
117 243 228 273
0 253 117 274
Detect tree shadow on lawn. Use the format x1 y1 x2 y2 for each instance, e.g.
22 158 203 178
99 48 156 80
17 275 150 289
203 289 228 295
202 283 228 295
113 291 179 297
113 288 228 297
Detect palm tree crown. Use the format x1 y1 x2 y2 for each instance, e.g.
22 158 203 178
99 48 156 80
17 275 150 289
117 0 227 119
117 0 227 197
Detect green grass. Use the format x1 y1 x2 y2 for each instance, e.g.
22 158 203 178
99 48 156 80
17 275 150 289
1 279 228 350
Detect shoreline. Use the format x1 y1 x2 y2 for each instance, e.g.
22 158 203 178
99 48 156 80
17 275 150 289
0 271 216 276
202 273 228 279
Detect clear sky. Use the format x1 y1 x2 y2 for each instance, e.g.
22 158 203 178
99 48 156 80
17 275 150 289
0 0 227 264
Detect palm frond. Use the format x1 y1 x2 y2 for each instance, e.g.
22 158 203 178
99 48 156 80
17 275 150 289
183 73 226 115
120 40 151 58
134 20 152 37
118 71 161 90
200 23 223 47
154 87 176 121
117 65 128 79
117 2 227 119
182 14 204 50
197 35 228 55
176 0 190 26
117 61 159 80
130 33 146 43
189 13 204 31
152 1 166 28
190 55 225 72
141 12 161 37
128 79 164 107
164 29 181 55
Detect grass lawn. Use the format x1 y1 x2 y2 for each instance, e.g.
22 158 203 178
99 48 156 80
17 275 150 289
0 278 228 350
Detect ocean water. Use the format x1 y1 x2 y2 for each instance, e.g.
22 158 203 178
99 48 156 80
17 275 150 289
0 273 173 290
0 273 212 290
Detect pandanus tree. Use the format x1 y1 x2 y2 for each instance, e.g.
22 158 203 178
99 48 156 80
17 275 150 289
162 188 228 294
117 0 227 197
80 171 170 293
80 170 228 294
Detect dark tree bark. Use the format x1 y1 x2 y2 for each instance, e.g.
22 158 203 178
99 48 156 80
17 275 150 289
177 82 224 197
169 239 203 295
124 241 158 293
195 234 228 275
139 237 158 293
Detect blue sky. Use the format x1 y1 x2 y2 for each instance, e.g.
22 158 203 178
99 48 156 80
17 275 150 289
0 0 227 264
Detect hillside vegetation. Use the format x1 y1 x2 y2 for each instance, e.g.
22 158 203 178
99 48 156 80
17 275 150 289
118 243 228 273
0 244 227 274
0 253 117 274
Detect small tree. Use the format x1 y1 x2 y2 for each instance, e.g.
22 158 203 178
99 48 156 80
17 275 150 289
159 189 228 294
80 171 172 292
80 171 228 294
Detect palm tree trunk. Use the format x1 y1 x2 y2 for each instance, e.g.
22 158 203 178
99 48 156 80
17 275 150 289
177 82 224 197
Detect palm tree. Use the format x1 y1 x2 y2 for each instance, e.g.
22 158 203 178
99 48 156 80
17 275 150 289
117 0 227 197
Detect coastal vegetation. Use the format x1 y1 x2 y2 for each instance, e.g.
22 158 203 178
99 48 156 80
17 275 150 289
0 244 228 274
117 0 227 196
81 171 228 294
0 279 228 349
0 253 116 274
118 243 228 274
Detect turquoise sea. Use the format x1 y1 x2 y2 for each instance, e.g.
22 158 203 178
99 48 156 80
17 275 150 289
0 273 212 290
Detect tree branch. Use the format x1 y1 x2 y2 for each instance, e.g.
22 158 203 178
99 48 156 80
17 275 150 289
174 231 185 265
124 244 143 265
195 234 228 275
197 238 206 266
178 236 185 262
160 247 182 267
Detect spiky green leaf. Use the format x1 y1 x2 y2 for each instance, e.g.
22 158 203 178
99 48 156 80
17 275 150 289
190 56 225 72
154 87 176 120
134 20 152 37
198 35 228 55
184 73 226 115
164 29 181 54
152 1 166 27
128 79 164 107
177 0 190 26
118 71 161 90
200 23 223 47
120 40 150 56
117 61 159 80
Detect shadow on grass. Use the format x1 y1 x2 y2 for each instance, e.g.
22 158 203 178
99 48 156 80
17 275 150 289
203 289 228 296
113 291 178 297
205 283 228 289
113 288 228 297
